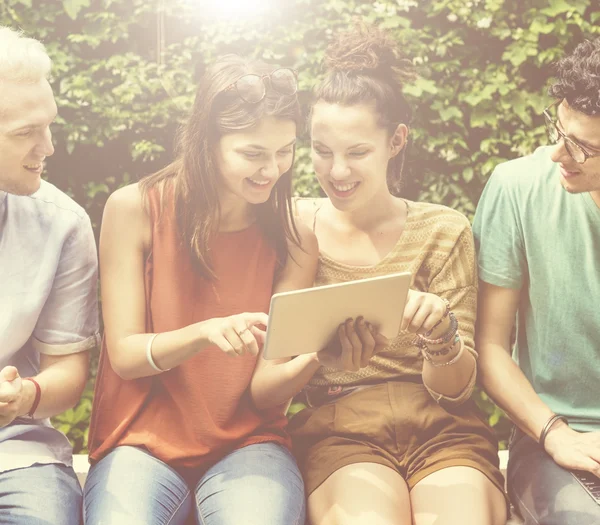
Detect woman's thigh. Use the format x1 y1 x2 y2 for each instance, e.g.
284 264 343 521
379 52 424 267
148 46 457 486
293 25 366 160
194 442 305 525
84 446 192 525
410 466 506 525
307 462 412 525
0 463 82 525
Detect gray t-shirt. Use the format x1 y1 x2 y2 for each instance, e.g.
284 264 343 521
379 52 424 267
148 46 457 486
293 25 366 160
473 146 600 432
0 180 99 472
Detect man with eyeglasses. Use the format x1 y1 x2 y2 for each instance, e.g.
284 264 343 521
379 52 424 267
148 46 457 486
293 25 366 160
473 38 600 525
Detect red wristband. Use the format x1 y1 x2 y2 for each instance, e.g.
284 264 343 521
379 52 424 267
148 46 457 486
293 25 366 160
23 378 41 418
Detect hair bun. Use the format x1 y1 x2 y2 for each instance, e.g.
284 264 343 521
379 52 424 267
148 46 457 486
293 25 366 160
324 22 415 84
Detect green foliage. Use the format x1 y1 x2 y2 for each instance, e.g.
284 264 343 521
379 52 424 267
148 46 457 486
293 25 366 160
474 389 514 450
3 0 598 451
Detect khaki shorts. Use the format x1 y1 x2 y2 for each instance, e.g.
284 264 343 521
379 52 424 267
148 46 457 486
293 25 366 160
289 381 505 498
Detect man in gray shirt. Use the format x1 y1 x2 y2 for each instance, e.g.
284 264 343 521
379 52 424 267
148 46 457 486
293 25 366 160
0 26 98 523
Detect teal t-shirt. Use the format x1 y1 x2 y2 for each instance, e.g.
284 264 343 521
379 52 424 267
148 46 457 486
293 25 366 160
473 146 600 432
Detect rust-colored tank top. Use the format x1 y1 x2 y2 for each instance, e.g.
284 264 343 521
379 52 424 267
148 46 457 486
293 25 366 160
88 187 289 470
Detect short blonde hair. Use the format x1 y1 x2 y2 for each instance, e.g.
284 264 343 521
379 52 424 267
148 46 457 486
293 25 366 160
0 26 51 83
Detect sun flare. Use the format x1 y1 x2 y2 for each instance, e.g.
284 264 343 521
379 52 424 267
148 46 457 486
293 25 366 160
189 0 275 19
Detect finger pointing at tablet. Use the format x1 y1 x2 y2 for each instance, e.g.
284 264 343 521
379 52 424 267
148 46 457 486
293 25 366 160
204 312 269 357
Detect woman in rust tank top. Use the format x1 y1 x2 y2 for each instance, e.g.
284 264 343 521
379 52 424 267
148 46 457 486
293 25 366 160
83 55 317 525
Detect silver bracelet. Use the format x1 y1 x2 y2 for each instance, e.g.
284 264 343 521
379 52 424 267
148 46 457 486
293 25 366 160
146 333 171 373
422 336 464 367
539 414 568 451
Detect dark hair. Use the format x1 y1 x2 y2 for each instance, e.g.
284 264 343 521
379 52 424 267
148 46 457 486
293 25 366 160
313 23 416 195
549 37 600 116
140 55 302 279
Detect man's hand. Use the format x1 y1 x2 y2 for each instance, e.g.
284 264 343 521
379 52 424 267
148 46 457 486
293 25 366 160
544 422 600 477
0 366 24 427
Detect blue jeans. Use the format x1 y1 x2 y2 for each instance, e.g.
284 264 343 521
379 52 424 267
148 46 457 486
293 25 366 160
0 463 82 524
508 427 600 525
83 443 306 525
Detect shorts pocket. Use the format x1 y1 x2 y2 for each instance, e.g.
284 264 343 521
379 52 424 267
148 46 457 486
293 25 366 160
332 386 393 449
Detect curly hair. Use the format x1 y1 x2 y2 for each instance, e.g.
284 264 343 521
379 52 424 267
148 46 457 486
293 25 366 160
314 22 416 196
549 37 600 116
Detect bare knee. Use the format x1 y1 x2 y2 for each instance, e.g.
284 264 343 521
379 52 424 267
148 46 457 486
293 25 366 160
307 463 412 525
411 466 506 525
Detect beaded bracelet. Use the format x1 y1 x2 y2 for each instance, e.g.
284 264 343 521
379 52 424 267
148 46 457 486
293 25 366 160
421 332 460 360
415 312 458 348
423 336 464 368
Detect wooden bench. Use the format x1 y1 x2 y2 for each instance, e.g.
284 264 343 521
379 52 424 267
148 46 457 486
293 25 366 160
73 451 524 524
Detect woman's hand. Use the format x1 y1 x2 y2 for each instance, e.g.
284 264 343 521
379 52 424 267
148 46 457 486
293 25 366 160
201 312 269 357
401 290 449 335
316 317 388 371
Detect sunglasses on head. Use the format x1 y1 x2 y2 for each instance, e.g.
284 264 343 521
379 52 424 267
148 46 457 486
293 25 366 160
222 68 298 104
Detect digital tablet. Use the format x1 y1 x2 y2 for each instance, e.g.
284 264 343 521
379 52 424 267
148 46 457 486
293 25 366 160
262 272 412 360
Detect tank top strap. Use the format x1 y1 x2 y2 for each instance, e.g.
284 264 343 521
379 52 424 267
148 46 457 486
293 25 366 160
312 200 323 233
294 197 324 234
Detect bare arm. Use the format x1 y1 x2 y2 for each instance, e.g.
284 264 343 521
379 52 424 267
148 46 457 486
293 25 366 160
249 221 321 410
414 226 479 404
477 281 600 475
0 352 91 425
477 281 555 438
420 314 477 399
101 184 267 380
23 352 90 418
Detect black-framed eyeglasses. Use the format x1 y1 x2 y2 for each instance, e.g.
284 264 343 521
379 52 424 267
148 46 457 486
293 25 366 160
543 101 600 164
222 68 298 104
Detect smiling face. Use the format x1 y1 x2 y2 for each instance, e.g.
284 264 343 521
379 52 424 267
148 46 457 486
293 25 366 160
549 101 600 204
216 116 297 208
0 78 57 195
311 101 406 212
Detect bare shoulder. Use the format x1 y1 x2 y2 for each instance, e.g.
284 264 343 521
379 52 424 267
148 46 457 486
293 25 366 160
104 183 145 218
291 217 319 259
293 197 327 230
101 183 151 250
276 216 320 293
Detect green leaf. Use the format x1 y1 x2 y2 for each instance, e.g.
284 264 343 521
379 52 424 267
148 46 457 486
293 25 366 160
286 402 307 418
404 78 438 97
470 106 497 128
540 0 575 17
439 106 463 122
529 18 555 35
85 183 110 199
489 409 501 427
380 16 410 29
503 46 528 67
63 0 91 20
